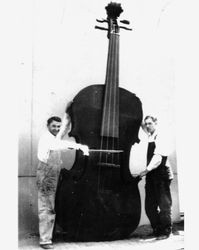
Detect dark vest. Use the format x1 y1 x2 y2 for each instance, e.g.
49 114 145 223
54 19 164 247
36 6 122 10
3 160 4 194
147 141 167 166
147 137 173 180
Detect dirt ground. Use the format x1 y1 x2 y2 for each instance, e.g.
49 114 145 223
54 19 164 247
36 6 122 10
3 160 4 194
18 221 184 250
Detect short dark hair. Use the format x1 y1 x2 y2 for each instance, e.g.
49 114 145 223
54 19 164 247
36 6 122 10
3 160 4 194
47 116 61 126
144 115 157 123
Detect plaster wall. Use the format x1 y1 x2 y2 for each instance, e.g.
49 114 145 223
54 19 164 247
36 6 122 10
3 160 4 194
19 0 181 237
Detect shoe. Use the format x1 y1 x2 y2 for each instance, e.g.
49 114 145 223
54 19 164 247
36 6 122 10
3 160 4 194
156 234 171 240
40 244 54 249
142 230 159 239
147 229 160 237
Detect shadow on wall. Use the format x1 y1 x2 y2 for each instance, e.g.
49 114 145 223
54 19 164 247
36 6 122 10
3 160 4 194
18 176 38 238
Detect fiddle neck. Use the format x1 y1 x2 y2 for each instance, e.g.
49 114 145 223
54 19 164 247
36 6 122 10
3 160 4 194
105 32 120 91
101 31 120 138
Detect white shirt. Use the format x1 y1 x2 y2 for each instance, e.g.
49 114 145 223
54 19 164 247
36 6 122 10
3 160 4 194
37 130 80 164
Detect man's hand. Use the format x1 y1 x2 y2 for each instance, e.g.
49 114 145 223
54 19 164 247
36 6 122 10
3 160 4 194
131 174 142 182
139 169 149 178
79 145 89 156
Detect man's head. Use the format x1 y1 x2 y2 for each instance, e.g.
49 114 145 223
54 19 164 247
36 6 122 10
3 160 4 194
144 115 157 135
47 116 62 136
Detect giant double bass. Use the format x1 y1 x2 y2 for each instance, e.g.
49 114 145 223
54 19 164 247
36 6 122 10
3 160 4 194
56 2 143 241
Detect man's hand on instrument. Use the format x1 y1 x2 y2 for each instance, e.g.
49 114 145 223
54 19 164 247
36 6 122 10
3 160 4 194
79 144 89 156
139 169 149 178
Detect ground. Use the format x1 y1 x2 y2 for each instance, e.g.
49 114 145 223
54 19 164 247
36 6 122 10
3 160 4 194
19 221 184 250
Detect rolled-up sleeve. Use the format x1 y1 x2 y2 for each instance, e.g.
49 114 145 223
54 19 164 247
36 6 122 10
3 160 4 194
146 132 171 172
49 139 80 151
37 131 81 163
146 154 162 171
154 134 171 157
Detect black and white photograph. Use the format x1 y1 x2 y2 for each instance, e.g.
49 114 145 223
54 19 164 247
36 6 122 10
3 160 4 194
11 0 198 249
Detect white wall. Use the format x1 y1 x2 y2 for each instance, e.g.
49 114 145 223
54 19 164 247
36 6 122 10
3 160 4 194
18 0 182 235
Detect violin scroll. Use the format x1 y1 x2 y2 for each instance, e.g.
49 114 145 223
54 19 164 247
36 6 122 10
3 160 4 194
95 2 132 38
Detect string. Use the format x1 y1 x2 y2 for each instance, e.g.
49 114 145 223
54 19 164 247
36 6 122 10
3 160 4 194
115 33 120 168
98 29 113 191
108 31 116 186
105 31 114 163
110 33 116 165
112 32 119 165
98 25 121 191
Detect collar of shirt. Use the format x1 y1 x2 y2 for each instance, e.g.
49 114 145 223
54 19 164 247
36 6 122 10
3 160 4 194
148 130 158 142
46 130 55 138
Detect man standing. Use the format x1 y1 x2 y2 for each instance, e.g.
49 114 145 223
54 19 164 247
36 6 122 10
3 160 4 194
139 115 173 240
37 113 89 249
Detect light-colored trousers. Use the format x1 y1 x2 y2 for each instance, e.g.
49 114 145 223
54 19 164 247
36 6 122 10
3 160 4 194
36 152 62 245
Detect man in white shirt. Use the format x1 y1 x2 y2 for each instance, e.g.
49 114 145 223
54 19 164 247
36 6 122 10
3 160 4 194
36 113 89 249
139 116 173 240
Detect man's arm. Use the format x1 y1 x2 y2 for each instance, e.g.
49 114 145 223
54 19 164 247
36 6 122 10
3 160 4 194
56 113 71 139
139 153 162 178
139 132 170 177
146 154 162 171
50 138 89 156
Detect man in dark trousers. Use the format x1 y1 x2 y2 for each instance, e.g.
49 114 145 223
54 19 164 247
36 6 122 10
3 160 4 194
139 115 173 240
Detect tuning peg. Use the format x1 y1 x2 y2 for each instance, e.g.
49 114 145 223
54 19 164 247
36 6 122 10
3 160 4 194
119 26 132 31
95 26 108 31
120 20 130 25
96 19 108 23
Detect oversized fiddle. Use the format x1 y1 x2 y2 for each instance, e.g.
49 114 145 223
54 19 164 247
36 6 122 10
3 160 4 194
55 2 143 241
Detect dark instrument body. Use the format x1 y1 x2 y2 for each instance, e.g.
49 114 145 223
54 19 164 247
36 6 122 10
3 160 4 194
55 3 143 242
